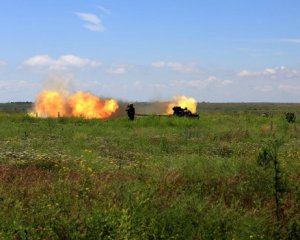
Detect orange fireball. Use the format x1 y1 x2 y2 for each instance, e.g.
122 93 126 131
35 90 66 118
167 96 197 114
67 91 119 119
32 90 118 119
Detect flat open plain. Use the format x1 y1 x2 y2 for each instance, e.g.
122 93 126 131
0 103 299 239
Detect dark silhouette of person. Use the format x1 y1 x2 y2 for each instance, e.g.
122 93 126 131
126 104 135 120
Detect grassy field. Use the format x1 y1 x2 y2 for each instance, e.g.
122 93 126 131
0 108 299 239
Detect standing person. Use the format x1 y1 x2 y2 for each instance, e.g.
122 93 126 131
126 104 135 120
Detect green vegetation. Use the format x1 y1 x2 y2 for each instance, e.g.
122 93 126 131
0 102 32 113
0 109 299 239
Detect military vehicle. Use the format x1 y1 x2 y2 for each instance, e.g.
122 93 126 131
172 106 199 118
135 106 199 119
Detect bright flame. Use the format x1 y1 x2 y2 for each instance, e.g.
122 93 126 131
167 96 197 114
35 90 67 117
67 91 119 119
32 90 118 119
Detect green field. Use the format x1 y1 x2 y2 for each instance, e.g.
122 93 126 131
0 106 299 239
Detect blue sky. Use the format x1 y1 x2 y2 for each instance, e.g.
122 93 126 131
0 0 300 102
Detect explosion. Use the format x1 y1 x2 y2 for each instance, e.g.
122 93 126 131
67 91 118 119
32 90 119 119
167 96 197 114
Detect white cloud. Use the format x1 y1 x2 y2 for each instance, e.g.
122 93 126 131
168 62 199 73
0 81 9 88
221 80 233 85
151 61 165 68
24 55 53 67
237 47 286 57
173 76 233 89
56 55 100 67
23 54 101 69
207 76 218 82
133 81 142 87
153 83 168 91
75 12 105 32
184 79 212 89
238 70 251 77
279 38 300 44
97 5 111 15
255 85 273 92
108 65 128 74
0 80 38 90
0 60 6 66
277 84 300 92
263 68 276 75
238 66 299 79
173 76 229 89
151 61 199 73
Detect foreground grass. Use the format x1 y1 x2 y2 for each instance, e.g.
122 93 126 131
0 112 299 239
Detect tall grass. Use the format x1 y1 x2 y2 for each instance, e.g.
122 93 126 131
0 112 299 239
